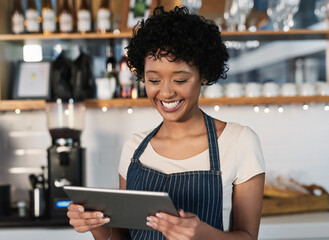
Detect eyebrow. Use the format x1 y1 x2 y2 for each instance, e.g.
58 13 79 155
145 70 191 74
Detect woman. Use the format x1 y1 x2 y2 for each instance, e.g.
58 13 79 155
67 6 265 240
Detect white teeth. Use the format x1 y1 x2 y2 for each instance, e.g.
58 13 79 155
161 100 180 109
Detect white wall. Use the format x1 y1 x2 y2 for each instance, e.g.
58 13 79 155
81 103 329 192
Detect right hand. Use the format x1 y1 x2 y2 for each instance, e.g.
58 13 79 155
67 202 110 233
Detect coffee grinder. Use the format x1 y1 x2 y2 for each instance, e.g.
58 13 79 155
46 99 85 219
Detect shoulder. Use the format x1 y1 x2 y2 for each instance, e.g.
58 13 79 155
212 118 258 143
224 122 260 142
227 123 265 184
122 129 153 151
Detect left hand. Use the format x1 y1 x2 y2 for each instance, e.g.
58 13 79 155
146 209 202 240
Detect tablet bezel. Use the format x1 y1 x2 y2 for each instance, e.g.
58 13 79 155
63 186 179 230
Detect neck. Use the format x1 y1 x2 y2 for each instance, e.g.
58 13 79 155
160 108 205 139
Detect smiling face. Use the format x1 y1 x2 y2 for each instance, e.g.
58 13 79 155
144 55 203 123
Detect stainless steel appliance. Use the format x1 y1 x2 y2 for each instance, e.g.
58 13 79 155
46 99 85 219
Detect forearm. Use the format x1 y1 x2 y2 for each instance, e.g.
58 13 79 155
91 226 130 240
198 222 254 240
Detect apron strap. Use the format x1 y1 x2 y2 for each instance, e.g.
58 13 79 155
203 111 221 171
132 122 162 160
132 111 221 171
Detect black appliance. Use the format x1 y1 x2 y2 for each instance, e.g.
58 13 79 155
46 99 85 219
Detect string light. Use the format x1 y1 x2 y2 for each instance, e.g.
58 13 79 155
324 104 329 111
253 105 260 113
64 109 70 115
15 108 21 114
214 105 220 111
264 106 270 113
303 104 309 110
278 106 283 113
127 108 133 114
102 106 108 112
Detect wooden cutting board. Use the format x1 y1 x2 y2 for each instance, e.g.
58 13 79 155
262 194 329 216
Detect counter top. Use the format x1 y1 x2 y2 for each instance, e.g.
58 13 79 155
0 215 69 228
259 212 329 239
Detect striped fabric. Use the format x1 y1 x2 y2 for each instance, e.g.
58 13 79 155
126 111 223 239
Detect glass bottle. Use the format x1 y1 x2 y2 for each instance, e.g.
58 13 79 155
25 0 40 33
131 0 148 18
77 0 92 33
119 39 133 98
59 0 73 33
106 41 119 98
42 0 56 34
97 0 111 33
12 0 25 34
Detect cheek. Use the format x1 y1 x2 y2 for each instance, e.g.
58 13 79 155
144 83 155 97
185 84 201 97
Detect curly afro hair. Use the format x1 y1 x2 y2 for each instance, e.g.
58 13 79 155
126 6 229 85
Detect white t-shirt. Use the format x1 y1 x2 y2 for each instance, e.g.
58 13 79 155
118 122 265 231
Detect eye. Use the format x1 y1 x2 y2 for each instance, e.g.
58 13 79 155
148 79 161 84
174 79 188 84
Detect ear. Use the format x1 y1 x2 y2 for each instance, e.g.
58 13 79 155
201 79 208 85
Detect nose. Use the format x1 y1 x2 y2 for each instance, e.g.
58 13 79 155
159 80 175 99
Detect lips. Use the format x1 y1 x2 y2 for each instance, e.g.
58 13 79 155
159 100 183 112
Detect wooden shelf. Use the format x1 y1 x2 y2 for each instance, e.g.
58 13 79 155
85 98 151 108
199 96 329 106
221 29 329 41
0 32 132 41
0 100 46 111
0 29 328 42
1 96 329 111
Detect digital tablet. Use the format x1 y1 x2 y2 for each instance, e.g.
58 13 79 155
63 186 178 230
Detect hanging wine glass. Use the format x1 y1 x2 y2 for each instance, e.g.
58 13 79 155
267 0 285 31
314 0 329 29
224 0 239 31
236 0 254 32
288 0 300 29
282 0 300 32
181 0 202 14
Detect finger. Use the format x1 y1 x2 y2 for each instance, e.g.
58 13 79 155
67 210 105 219
148 212 200 239
179 209 195 218
69 217 110 228
147 216 183 240
73 223 106 233
155 212 194 227
179 209 185 217
147 214 180 232
67 202 84 212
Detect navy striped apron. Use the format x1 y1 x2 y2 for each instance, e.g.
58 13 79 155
126 112 223 239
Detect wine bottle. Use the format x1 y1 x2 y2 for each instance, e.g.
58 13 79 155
97 0 111 33
119 39 133 98
131 0 148 18
25 0 40 33
77 0 92 33
11 0 25 34
106 42 117 75
59 0 73 33
42 0 56 34
106 41 119 98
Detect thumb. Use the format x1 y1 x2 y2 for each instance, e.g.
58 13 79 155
179 209 195 218
179 209 185 217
